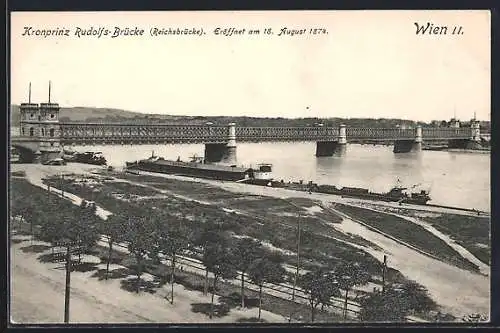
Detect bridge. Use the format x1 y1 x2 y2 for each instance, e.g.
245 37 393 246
12 118 482 164
10 85 484 163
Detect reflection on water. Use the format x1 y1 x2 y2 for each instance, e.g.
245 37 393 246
44 141 491 212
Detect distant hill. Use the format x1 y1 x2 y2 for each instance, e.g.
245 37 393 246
9 104 490 130
10 105 144 125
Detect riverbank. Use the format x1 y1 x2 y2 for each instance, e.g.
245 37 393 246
10 163 490 320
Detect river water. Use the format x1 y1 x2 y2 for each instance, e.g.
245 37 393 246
67 141 490 212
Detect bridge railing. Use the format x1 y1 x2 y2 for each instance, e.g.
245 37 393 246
236 126 339 141
60 124 230 143
57 123 474 142
346 128 415 140
422 128 471 139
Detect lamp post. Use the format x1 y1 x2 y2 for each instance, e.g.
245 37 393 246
381 254 387 293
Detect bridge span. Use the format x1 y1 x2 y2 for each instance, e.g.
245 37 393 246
10 84 484 163
12 118 482 164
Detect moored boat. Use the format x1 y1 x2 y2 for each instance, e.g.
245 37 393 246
126 153 252 181
63 150 107 165
126 153 276 183
315 181 431 204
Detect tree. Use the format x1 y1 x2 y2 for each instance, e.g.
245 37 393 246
233 237 264 308
358 281 437 322
10 195 38 241
158 214 189 304
37 200 75 247
298 268 341 322
126 215 159 293
100 213 126 279
247 254 286 320
398 280 437 315
189 216 226 296
358 287 407 322
73 201 100 263
202 233 237 319
335 262 371 319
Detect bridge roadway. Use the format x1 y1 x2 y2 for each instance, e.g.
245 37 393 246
56 122 471 144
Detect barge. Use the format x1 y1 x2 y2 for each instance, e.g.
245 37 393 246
125 153 430 205
126 153 274 183
63 150 107 166
314 183 431 205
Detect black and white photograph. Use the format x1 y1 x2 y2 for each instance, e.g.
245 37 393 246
8 10 490 324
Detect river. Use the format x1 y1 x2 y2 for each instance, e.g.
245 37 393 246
66 141 490 212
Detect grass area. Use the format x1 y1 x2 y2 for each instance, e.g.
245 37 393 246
362 205 490 266
41 174 391 282
105 181 163 197
334 204 480 273
423 214 490 265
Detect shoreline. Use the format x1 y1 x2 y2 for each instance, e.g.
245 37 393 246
11 163 491 319
117 167 489 216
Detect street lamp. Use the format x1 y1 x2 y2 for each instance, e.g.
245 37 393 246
381 254 387 293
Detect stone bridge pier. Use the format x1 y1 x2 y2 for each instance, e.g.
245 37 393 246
12 97 63 163
315 124 347 157
204 123 237 164
447 120 482 149
393 125 422 153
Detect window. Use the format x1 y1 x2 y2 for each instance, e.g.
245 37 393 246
50 129 55 137
51 114 55 119
50 143 54 147
41 128 45 136
29 128 34 136
21 128 25 135
30 113 34 118
38 116 41 121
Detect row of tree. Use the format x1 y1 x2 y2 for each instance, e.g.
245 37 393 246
11 179 439 322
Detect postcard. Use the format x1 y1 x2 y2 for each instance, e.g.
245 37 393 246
9 10 491 325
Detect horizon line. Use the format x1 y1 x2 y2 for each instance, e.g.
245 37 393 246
10 103 489 123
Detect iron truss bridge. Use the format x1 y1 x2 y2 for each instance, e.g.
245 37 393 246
57 123 472 145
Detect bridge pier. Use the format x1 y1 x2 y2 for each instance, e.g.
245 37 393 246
447 120 482 149
393 125 422 153
204 123 237 164
316 124 346 157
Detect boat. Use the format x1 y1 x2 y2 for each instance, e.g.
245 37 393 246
314 181 431 205
126 152 262 182
42 157 67 166
243 163 274 185
63 150 107 165
76 152 107 165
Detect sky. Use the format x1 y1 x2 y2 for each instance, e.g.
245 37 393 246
10 11 490 122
